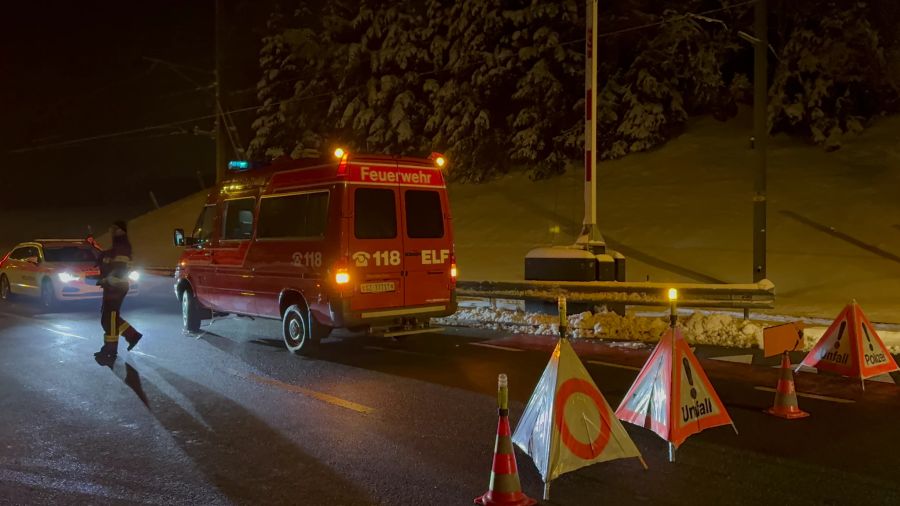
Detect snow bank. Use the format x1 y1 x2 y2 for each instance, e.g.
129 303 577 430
438 307 900 354
436 308 763 349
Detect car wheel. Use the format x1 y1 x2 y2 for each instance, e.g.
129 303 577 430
182 288 202 332
40 279 57 310
282 304 319 355
0 275 12 302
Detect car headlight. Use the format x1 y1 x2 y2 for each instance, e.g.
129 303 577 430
58 272 80 283
128 271 141 282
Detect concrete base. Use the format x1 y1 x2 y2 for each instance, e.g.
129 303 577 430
524 245 626 315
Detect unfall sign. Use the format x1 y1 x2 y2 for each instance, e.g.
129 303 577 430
350 165 443 187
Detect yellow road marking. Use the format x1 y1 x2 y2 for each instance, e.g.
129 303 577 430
469 342 523 352
754 386 854 404
587 360 641 372
245 373 374 414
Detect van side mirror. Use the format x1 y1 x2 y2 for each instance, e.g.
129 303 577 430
174 229 199 247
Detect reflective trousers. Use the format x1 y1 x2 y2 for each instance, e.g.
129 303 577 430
101 287 139 344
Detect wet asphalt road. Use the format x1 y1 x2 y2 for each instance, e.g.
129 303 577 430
1 277 899 505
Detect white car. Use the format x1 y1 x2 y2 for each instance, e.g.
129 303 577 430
0 239 140 309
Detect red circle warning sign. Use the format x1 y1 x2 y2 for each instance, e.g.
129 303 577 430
553 378 611 459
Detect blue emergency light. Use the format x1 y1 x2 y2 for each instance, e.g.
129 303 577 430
228 160 251 171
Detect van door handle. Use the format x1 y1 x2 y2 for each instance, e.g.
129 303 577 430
405 251 420 257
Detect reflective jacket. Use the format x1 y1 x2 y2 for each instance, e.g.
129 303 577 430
99 238 132 290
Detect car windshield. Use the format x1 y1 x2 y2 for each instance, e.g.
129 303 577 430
43 246 97 263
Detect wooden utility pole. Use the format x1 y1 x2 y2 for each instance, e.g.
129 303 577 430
215 0 227 183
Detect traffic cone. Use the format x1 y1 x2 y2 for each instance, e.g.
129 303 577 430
475 374 536 506
765 352 810 419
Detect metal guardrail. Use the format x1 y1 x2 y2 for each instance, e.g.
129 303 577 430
455 279 775 310
139 267 775 311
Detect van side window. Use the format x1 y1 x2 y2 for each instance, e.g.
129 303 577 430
405 190 444 238
192 205 216 244
223 198 257 240
355 188 397 239
258 191 329 239
8 248 26 260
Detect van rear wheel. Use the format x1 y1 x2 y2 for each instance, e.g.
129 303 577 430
282 304 319 355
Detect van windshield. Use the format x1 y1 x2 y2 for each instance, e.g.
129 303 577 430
43 246 97 263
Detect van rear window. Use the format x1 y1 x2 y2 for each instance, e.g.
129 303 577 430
355 188 397 239
405 190 444 238
257 192 329 239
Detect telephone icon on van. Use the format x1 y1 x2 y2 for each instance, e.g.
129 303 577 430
352 251 371 267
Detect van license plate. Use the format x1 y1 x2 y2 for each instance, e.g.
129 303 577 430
360 282 396 294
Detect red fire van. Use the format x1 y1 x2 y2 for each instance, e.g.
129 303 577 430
173 151 457 354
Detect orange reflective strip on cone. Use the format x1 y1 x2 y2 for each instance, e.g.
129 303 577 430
475 375 536 506
766 352 809 419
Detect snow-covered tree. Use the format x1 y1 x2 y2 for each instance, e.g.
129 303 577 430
599 7 741 159
506 0 583 179
248 4 305 159
326 0 432 155
247 0 898 179
422 0 524 182
769 1 898 150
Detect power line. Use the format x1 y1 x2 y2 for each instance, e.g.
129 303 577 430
560 0 758 47
10 1 759 155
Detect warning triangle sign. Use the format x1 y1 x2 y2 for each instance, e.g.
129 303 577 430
615 328 736 449
799 302 899 380
512 339 644 483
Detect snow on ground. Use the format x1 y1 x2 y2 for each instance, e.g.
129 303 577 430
436 307 763 349
451 108 900 323
437 305 900 354
8 108 897 332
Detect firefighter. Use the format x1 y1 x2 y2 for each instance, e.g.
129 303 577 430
93 221 142 362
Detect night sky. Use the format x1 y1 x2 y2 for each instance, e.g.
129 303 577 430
1 1 268 210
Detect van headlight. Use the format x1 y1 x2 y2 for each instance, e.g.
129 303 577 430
57 272 80 283
128 271 141 282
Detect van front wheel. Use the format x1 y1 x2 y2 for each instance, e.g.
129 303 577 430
282 305 319 355
182 288 202 333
